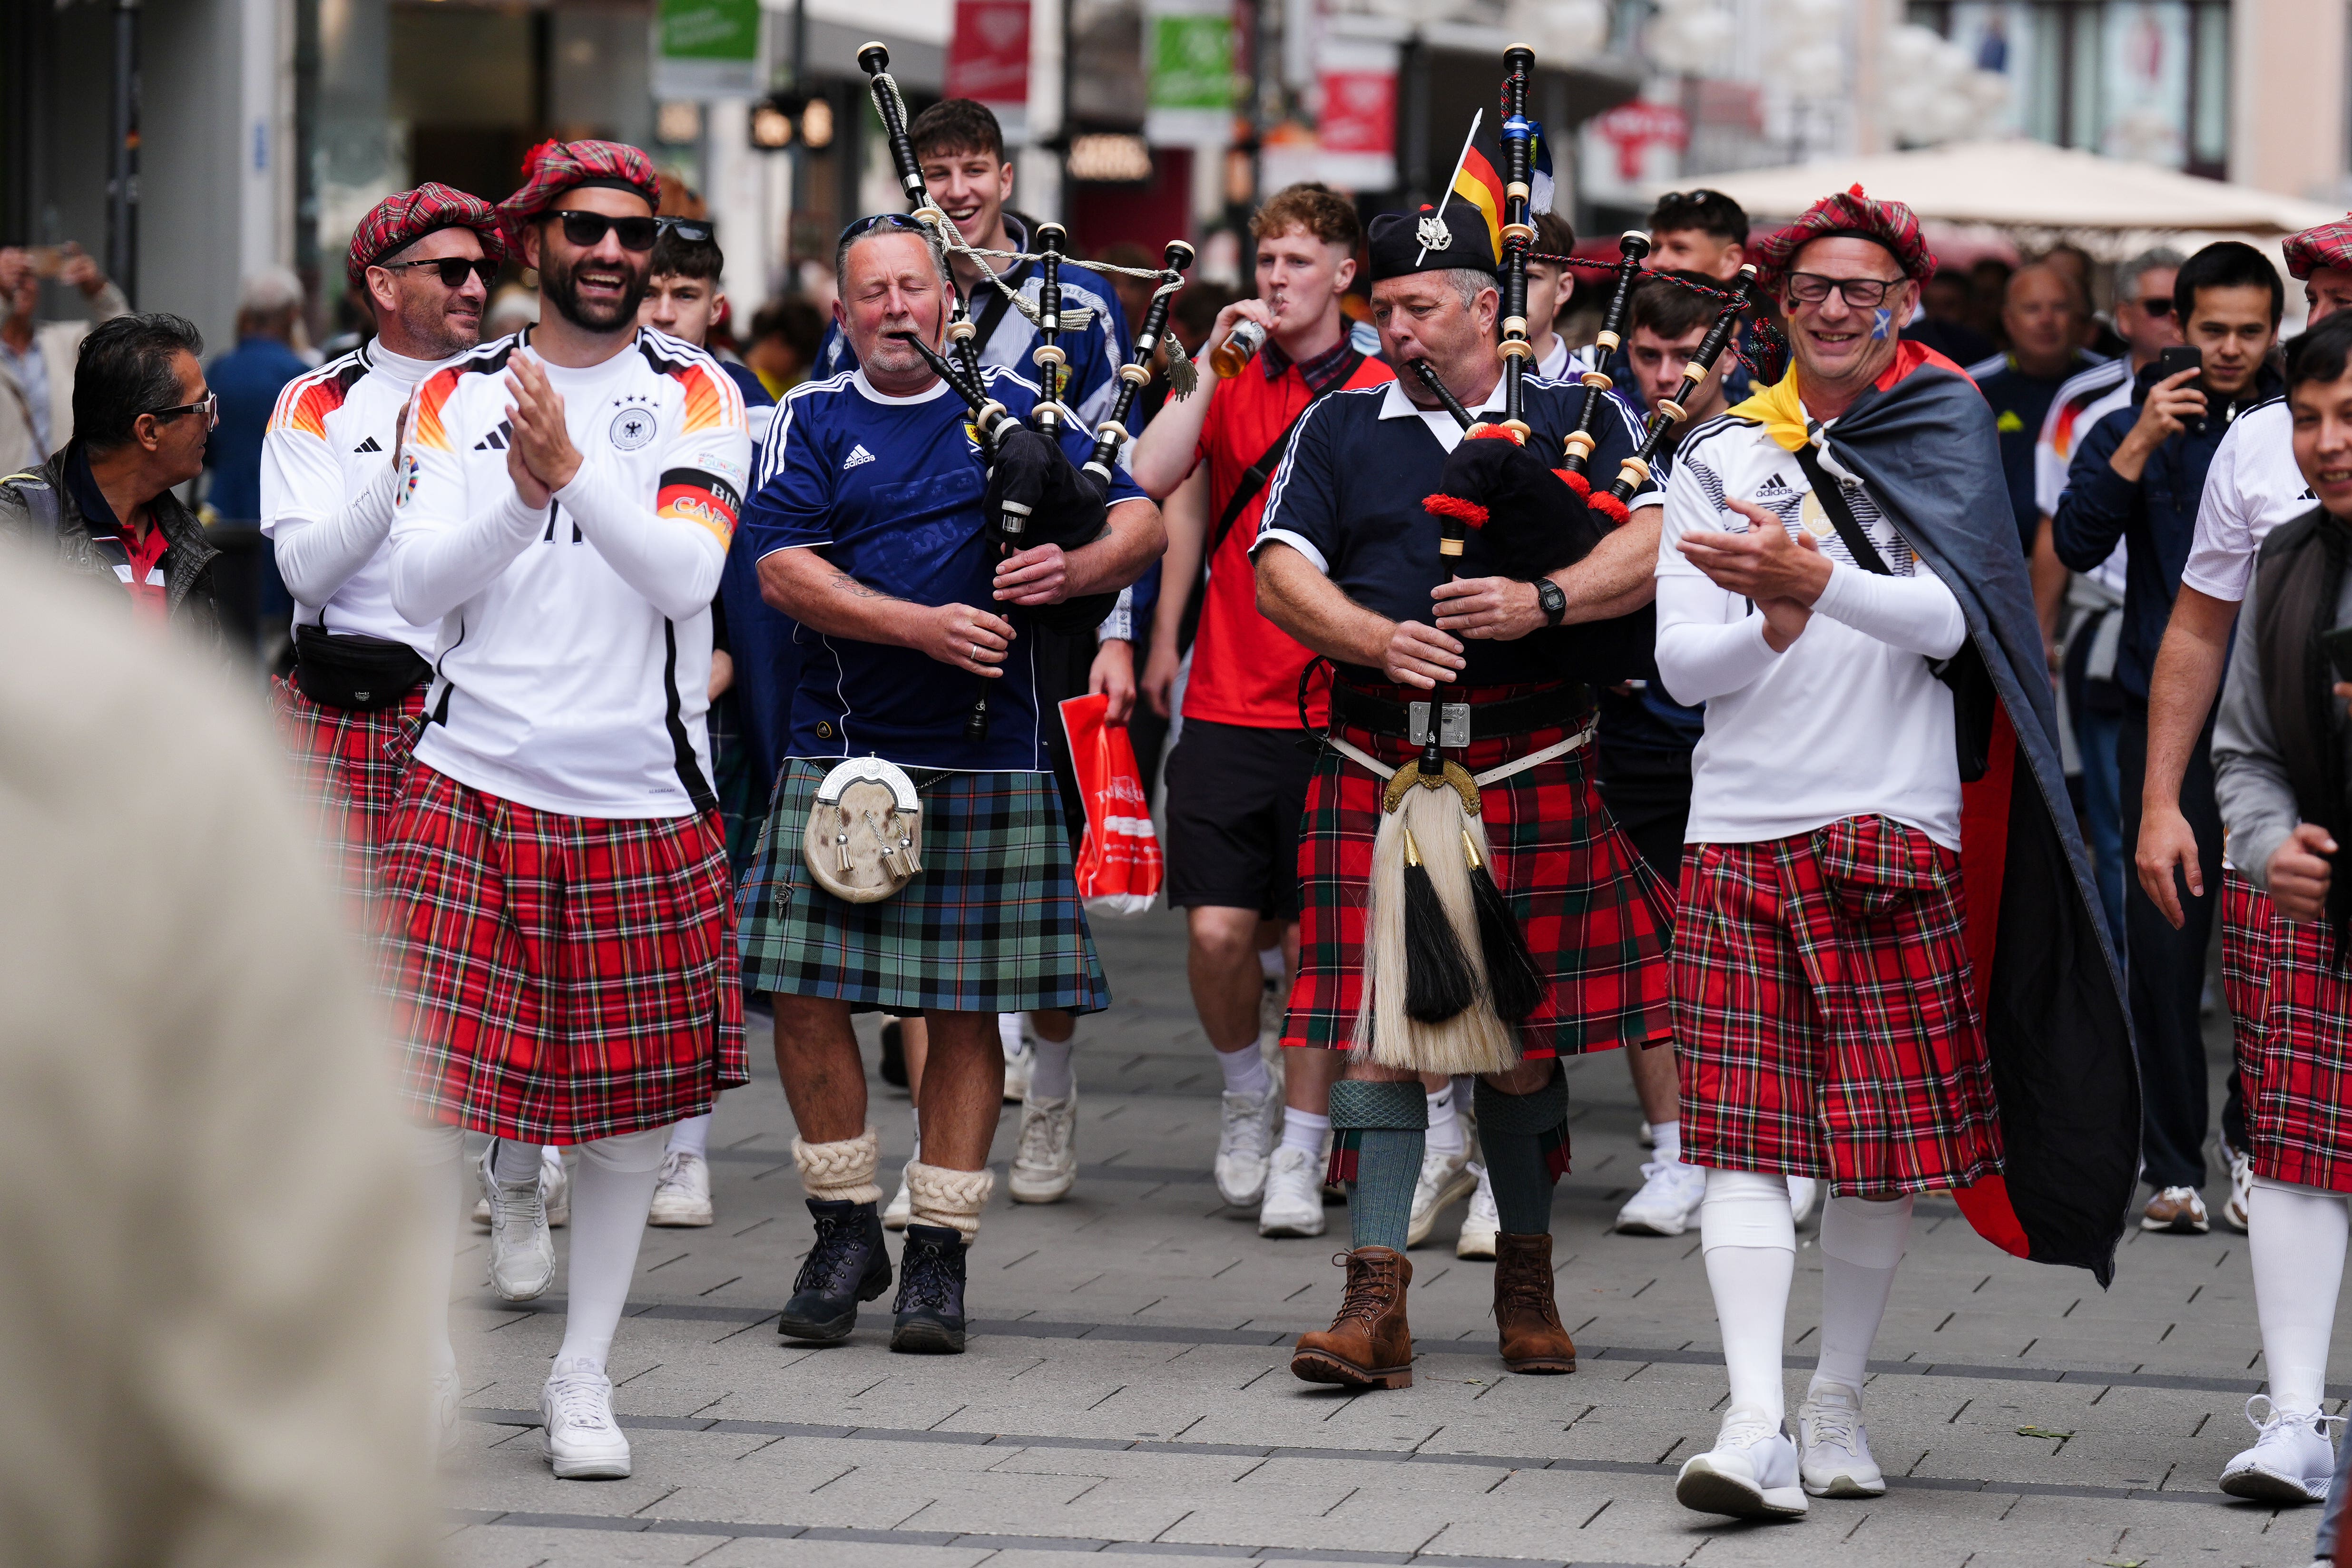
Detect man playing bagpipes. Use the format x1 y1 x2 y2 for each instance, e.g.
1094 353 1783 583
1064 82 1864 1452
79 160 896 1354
1252 189 1674 1389
1656 186 2135 1520
734 215 1162 1354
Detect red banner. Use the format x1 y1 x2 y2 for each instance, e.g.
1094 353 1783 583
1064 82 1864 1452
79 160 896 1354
947 0 1030 107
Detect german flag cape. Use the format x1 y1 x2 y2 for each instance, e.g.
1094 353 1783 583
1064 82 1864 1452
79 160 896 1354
1730 342 2139 1285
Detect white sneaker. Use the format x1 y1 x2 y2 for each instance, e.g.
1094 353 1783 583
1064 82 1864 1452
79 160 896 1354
472 1144 568 1229
540 1358 631 1480
647 1149 714 1227
431 1366 462 1458
1406 1142 1478 1247
1616 1159 1708 1236
2221 1395 2340 1504
1000 1014 1033 1102
1677 1406 1808 1518
1787 1175 1820 1226
480 1144 556 1301
1797 1382 1886 1497
1457 1163 1499 1259
1009 1092 1078 1203
2223 1143 2254 1234
883 1162 913 1231
1257 1145 1327 1236
1214 1083 1282 1208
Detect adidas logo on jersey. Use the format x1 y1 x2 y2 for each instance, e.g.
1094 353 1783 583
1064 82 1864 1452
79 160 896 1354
843 444 876 470
473 418 514 452
353 435 382 453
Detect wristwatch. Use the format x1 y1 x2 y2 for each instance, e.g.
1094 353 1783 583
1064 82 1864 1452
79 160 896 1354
1535 578 1567 627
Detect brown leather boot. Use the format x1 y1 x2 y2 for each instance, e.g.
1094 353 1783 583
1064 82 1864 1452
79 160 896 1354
1493 1232 1575 1373
1291 1246 1414 1389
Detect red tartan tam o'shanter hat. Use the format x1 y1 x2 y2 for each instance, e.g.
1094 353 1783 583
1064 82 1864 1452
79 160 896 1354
498 139 662 253
2284 216 2352 280
345 183 508 292
1750 184 1938 284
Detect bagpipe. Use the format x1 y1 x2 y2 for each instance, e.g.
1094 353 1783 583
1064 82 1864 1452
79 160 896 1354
856 42 1195 738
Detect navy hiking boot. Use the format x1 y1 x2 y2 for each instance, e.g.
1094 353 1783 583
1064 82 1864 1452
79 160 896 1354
776 1198 891 1343
890 1224 970 1353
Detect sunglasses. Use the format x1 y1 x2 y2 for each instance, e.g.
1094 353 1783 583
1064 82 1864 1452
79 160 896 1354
1784 271 1901 308
378 255 499 288
2134 295 2175 317
658 217 714 244
147 389 217 429
546 210 660 252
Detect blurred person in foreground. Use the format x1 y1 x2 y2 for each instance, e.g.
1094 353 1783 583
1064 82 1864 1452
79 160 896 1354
0 313 228 654
2057 240 2285 1236
0 241 129 471
0 536 438 1567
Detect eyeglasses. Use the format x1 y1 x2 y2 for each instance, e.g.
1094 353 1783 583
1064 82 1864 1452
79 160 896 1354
377 256 499 288
1784 271 1901 308
147 390 217 429
545 210 660 252
2134 295 2175 318
657 217 714 244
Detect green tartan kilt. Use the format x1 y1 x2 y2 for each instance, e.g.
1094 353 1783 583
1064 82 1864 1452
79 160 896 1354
736 761 1110 1016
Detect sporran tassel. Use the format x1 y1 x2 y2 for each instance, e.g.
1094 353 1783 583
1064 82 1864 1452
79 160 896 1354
1461 829 1543 1023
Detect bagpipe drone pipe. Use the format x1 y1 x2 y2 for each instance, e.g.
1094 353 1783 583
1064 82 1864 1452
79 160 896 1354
858 42 1194 737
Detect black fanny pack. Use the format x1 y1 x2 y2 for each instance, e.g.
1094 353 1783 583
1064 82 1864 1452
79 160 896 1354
293 624 431 712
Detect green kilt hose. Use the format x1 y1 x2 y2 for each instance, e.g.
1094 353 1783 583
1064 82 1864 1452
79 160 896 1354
738 761 1110 1016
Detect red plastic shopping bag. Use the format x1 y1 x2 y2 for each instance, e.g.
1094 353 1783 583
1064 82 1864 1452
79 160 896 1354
1058 693 1163 915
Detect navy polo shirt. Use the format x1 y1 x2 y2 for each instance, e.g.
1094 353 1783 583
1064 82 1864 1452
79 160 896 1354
739 363 1146 771
1252 374 1660 686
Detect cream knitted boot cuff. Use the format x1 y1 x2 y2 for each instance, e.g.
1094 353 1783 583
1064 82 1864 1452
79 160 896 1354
793 1127 882 1205
905 1159 995 1240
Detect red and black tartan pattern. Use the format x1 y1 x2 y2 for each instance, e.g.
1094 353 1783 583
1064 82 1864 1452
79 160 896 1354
268 675 427 913
2286 218 2352 281
1284 683 1675 1061
378 763 745 1144
2221 870 2276 1068
2224 875 2352 1192
344 182 507 290
1673 817 2002 1195
1749 183 1936 283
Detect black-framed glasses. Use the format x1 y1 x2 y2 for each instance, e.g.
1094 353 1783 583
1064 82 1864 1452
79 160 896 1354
2135 295 2175 317
1784 271 1901 308
147 389 217 429
377 256 499 288
657 217 714 244
546 210 659 252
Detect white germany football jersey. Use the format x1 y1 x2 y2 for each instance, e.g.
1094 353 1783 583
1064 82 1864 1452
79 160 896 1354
393 326 752 818
260 340 451 652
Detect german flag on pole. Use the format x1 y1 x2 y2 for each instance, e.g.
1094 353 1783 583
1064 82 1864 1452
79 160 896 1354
1451 147 1507 261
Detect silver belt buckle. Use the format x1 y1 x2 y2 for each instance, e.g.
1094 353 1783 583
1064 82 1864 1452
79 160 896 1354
1409 701 1471 747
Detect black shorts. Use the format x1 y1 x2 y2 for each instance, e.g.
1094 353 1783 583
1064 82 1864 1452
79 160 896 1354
1595 743 1694 882
1165 719 1318 918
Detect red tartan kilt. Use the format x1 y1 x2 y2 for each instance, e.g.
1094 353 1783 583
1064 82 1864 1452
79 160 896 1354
378 762 747 1144
269 675 427 914
1284 683 1675 1061
2228 878 2352 1193
1673 818 2002 1195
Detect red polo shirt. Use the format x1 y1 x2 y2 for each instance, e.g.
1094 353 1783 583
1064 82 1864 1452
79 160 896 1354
1186 338 1392 729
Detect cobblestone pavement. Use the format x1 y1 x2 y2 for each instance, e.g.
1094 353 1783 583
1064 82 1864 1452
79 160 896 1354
441 911 2342 1568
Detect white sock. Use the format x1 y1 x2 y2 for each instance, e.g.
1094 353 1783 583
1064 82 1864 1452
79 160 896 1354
1426 1083 1465 1158
1258 945 1284 981
667 1112 712 1159
1280 1107 1330 1158
410 1124 466 1378
1700 1168 1798 1429
1029 1026 1077 1100
1216 1042 1273 1099
1652 1119 1683 1167
1813 1194 1912 1395
2251 1176 2352 1416
553 1127 670 1373
492 1137 544 1187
